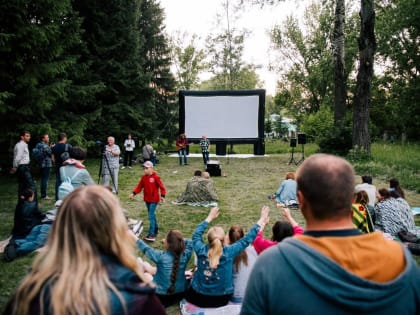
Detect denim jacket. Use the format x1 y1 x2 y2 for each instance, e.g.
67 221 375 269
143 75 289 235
137 239 193 295
190 221 260 296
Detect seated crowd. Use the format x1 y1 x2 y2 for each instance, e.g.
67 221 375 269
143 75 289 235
4 154 420 315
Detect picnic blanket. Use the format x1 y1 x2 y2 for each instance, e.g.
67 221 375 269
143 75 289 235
412 207 420 216
180 299 241 315
172 201 218 208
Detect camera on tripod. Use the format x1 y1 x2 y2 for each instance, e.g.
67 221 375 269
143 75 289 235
95 140 106 153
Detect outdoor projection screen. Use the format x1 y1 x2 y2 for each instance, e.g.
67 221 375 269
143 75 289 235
179 90 265 155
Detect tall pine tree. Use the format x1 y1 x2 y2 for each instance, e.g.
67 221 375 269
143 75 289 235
0 0 88 153
138 0 176 143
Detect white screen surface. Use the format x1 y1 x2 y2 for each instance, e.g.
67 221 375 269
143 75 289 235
184 95 260 139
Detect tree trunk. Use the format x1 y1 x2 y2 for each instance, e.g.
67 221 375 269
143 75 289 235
333 0 347 125
352 0 376 154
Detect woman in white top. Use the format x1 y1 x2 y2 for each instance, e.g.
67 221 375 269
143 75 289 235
122 133 135 169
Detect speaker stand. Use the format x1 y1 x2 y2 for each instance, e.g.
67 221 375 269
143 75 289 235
296 144 305 165
288 146 298 165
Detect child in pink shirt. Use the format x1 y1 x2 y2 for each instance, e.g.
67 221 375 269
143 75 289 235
253 205 303 254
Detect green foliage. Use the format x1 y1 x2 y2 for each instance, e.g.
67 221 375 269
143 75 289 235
170 33 207 90
318 119 353 156
371 0 420 140
0 142 419 314
138 0 177 142
0 0 90 152
0 0 176 160
301 105 334 141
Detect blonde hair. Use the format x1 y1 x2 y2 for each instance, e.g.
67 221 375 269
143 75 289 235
9 185 150 315
207 226 225 268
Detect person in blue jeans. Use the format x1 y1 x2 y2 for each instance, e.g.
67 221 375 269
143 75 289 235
176 134 188 165
135 230 193 307
4 201 61 262
185 206 269 308
36 133 53 200
129 161 166 242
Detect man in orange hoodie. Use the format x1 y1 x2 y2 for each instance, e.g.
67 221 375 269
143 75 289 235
242 154 420 315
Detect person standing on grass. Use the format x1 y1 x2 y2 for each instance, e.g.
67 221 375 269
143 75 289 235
11 131 38 202
36 134 53 200
122 133 135 169
241 154 420 315
129 161 166 242
51 132 72 201
176 133 188 166
101 136 120 193
199 135 210 165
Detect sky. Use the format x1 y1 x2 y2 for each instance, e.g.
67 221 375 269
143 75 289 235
158 0 306 95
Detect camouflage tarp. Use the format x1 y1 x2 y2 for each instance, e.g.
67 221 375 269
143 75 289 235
173 177 218 206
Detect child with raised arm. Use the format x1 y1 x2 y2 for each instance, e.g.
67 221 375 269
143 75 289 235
253 204 304 254
185 206 269 308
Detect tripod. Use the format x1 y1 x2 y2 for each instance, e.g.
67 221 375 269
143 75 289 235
98 150 118 194
296 143 305 165
288 146 298 165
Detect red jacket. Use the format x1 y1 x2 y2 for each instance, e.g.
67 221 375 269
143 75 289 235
132 171 166 203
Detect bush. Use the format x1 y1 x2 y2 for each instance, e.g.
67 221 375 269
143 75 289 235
318 121 353 156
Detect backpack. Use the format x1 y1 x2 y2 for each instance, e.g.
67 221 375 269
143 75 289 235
58 168 82 200
60 143 70 161
32 143 44 164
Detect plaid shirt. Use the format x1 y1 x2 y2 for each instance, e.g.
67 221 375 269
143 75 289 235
199 138 210 152
39 142 52 168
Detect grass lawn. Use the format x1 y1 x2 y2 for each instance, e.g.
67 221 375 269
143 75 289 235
0 141 419 314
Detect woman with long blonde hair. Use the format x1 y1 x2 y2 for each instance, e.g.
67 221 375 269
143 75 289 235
5 185 166 315
185 206 269 308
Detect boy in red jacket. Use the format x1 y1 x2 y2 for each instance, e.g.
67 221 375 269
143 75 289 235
129 161 166 242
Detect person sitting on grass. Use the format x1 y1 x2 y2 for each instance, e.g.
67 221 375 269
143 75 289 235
58 146 95 200
352 190 375 233
226 225 258 303
389 178 405 199
173 170 218 206
4 201 61 262
375 188 418 238
133 229 193 307
253 204 304 255
271 172 298 207
185 206 269 308
10 188 45 240
241 154 420 315
4 185 166 315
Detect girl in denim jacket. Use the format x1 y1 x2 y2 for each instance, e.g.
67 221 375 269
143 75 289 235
136 230 193 307
185 206 269 308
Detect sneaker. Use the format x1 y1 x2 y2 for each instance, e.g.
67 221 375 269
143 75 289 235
42 196 52 200
128 166 132 169
121 166 126 169
4 240 17 262
143 234 156 242
132 221 144 238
